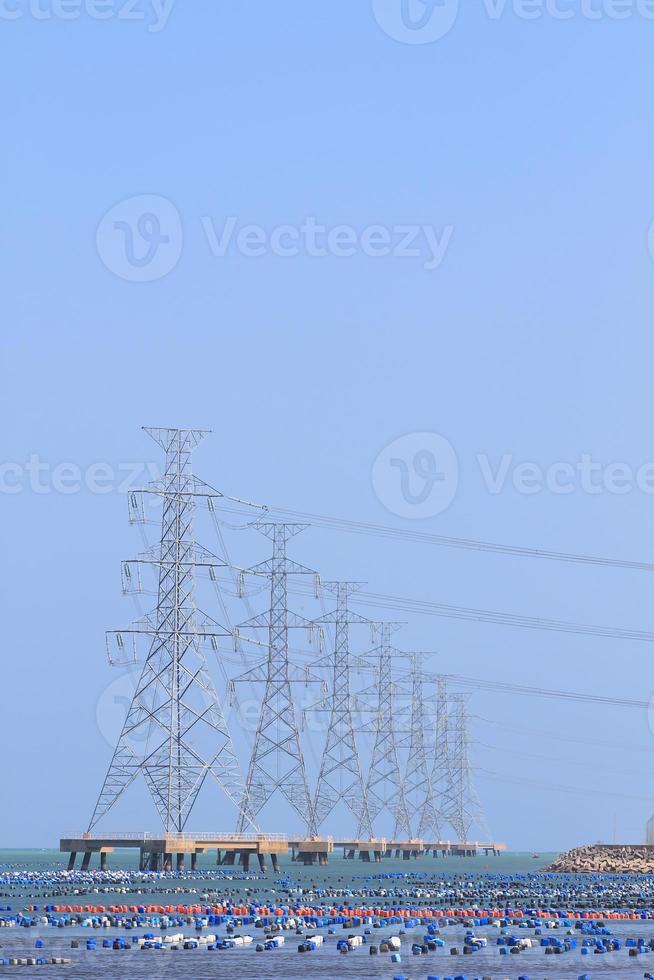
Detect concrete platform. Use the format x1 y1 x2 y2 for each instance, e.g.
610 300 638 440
421 840 507 857
61 832 288 873
288 837 506 863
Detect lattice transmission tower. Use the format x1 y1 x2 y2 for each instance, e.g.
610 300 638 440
88 427 253 834
432 676 457 836
234 523 318 834
448 693 485 841
312 582 374 838
361 624 412 839
403 655 440 839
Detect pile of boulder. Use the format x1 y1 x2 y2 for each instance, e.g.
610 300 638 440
546 844 654 874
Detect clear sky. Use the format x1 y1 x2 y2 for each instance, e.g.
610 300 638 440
2 1 654 850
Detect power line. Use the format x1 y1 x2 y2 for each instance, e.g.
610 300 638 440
353 591 654 642
478 742 652 778
477 717 654 753
439 673 654 710
253 504 654 572
478 770 654 804
274 576 654 643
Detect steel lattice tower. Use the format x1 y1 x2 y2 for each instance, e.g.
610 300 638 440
362 624 412 839
432 676 458 835
88 427 252 834
312 582 374 837
403 655 440 839
235 523 317 833
448 694 481 841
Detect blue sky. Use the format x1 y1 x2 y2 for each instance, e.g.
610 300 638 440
2 1 654 850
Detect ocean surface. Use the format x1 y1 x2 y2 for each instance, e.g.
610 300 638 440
2 849 654 978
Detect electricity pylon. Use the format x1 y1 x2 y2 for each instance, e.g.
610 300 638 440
361 623 412 839
234 523 318 834
433 676 457 836
403 655 440 839
311 582 374 838
448 693 485 841
88 427 252 834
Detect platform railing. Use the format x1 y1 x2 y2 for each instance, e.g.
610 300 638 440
62 831 288 843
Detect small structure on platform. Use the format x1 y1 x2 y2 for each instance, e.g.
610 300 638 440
61 832 288 874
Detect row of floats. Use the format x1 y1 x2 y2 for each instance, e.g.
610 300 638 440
12 902 654 919
9 902 654 925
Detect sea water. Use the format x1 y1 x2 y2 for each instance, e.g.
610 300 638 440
2 849 653 978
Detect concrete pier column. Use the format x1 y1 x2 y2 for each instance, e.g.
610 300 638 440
402 850 410 861
191 851 198 871
164 853 172 871
318 852 328 866
359 850 370 862
374 850 382 863
216 850 222 865
176 853 185 871
100 852 108 871
241 852 250 872
223 851 236 866
347 849 355 860
67 852 77 871
257 853 267 873
81 852 92 871
271 854 280 874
